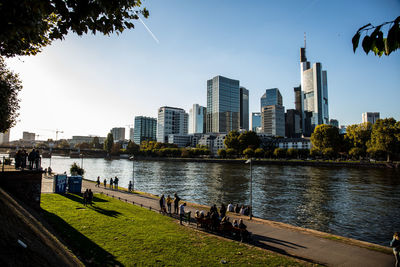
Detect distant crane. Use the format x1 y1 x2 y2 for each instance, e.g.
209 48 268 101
39 129 64 141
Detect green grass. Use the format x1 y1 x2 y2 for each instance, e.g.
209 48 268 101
41 193 313 266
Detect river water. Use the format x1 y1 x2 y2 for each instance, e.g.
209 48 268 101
40 156 400 246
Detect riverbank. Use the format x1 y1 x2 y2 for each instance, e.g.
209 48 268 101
81 179 394 266
133 156 399 169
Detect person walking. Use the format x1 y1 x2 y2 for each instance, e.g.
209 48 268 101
391 232 400 267
173 193 180 214
110 177 113 190
103 178 107 188
83 189 89 206
96 176 100 187
159 194 166 214
88 189 94 206
179 203 186 225
128 181 133 192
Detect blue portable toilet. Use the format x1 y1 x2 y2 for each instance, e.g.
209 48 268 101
54 174 67 193
67 175 83 193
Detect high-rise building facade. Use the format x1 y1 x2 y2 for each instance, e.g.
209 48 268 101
0 131 10 144
206 75 240 133
129 128 135 141
134 116 157 145
240 87 249 130
251 112 261 132
362 112 380 124
189 104 206 134
22 131 35 141
111 127 125 141
157 106 188 143
285 109 302 138
300 46 329 136
260 88 282 110
261 105 285 137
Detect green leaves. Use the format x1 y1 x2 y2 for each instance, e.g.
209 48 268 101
352 17 400 57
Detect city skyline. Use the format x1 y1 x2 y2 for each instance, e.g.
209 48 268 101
4 0 400 141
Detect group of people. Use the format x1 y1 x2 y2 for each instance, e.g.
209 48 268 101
99 176 119 190
14 149 41 170
159 193 182 215
83 189 94 206
227 203 251 216
194 204 250 240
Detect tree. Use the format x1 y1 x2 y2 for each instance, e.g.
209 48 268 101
70 162 84 176
243 148 255 159
352 16 400 57
367 118 400 162
273 148 286 158
345 122 372 157
217 149 227 159
311 124 341 155
226 148 236 158
104 132 114 155
238 131 261 152
0 57 22 132
287 148 298 159
254 148 265 158
57 139 70 149
91 136 102 149
0 0 149 57
111 143 121 156
224 130 241 153
126 140 140 155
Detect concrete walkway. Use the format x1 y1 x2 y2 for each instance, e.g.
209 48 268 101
44 177 394 267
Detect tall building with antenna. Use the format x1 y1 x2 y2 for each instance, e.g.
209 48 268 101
299 34 329 136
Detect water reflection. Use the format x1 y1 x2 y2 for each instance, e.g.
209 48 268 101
41 156 400 245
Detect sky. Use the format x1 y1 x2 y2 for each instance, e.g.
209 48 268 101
5 0 400 141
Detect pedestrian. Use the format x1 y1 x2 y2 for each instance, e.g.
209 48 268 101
128 181 132 192
179 203 186 225
391 232 400 267
110 177 113 189
83 189 89 206
220 204 226 219
114 176 119 190
96 176 100 187
28 149 35 169
159 194 166 214
174 193 180 214
88 189 93 205
34 149 40 170
234 204 240 213
103 178 107 188
166 195 172 214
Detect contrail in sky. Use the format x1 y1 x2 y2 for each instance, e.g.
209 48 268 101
137 15 160 44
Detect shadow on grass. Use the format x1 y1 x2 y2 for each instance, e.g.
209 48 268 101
41 209 123 266
60 193 109 204
87 205 121 218
60 194 120 217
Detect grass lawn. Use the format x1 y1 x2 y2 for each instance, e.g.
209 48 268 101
41 193 314 266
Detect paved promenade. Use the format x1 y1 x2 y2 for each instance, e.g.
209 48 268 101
42 177 394 266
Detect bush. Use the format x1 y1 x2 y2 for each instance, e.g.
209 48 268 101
273 148 286 159
243 148 255 159
217 149 227 158
254 148 265 158
226 148 236 158
70 162 84 176
286 148 298 159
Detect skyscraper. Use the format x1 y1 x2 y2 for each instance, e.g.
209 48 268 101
260 88 282 110
261 105 285 137
157 106 188 143
299 45 329 136
206 75 240 133
285 109 301 138
240 87 249 130
189 104 206 134
0 131 10 144
362 112 380 124
134 116 157 145
111 127 125 141
251 112 261 132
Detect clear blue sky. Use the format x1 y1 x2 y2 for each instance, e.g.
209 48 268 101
6 0 400 141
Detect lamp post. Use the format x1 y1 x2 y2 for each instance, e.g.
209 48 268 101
245 158 253 220
129 156 135 192
80 153 84 169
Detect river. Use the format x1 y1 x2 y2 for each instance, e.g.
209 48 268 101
40 156 400 246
